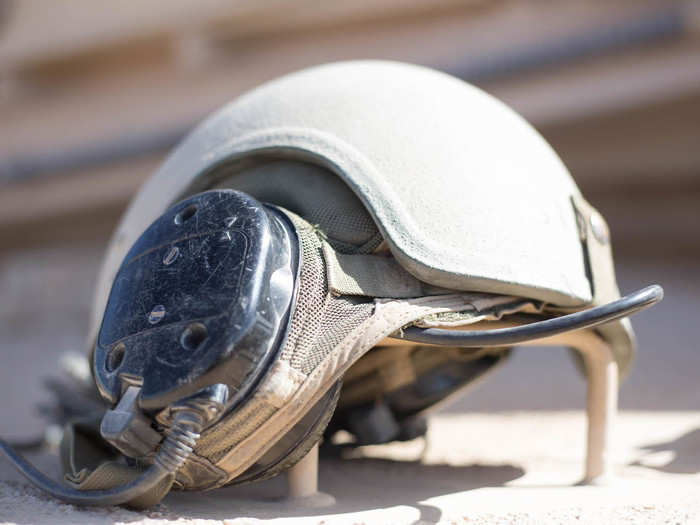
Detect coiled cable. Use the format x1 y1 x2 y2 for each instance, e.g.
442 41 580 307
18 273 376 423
0 408 205 506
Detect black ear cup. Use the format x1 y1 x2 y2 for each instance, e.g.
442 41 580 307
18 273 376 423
94 190 300 415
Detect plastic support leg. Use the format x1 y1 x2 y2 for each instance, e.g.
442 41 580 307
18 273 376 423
285 444 335 507
528 330 618 484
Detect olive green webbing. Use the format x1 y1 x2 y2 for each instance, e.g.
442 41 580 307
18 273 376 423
60 418 173 509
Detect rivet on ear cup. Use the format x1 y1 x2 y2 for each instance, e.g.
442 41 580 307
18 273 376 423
148 304 166 324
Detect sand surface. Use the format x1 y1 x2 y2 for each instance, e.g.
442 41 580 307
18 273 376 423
1 411 699 524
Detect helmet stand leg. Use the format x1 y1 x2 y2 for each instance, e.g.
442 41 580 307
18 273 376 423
516 329 618 484
387 312 623 485
285 444 336 507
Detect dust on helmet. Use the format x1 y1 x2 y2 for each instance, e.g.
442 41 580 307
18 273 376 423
1 61 662 508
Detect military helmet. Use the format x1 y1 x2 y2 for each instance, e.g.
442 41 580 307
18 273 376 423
1 61 662 507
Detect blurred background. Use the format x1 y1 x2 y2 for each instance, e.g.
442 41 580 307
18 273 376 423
0 0 699 441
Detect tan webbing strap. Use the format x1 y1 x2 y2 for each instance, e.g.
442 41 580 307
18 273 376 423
322 244 423 297
60 418 174 509
322 244 454 298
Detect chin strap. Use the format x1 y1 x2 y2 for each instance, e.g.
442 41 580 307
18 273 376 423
393 285 663 348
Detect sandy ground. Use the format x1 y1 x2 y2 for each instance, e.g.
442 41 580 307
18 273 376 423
1 412 699 524
0 246 698 523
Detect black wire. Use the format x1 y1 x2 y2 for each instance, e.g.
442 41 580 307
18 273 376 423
392 285 663 348
0 409 205 506
0 439 171 506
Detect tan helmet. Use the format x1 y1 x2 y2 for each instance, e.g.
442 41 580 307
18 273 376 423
1 61 661 508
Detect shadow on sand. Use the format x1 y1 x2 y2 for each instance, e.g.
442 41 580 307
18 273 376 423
161 456 525 524
0 451 524 525
631 426 700 474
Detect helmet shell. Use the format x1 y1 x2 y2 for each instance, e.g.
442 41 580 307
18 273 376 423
92 61 599 341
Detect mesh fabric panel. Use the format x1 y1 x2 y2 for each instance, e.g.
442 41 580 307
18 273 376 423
191 214 373 477
282 218 374 373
